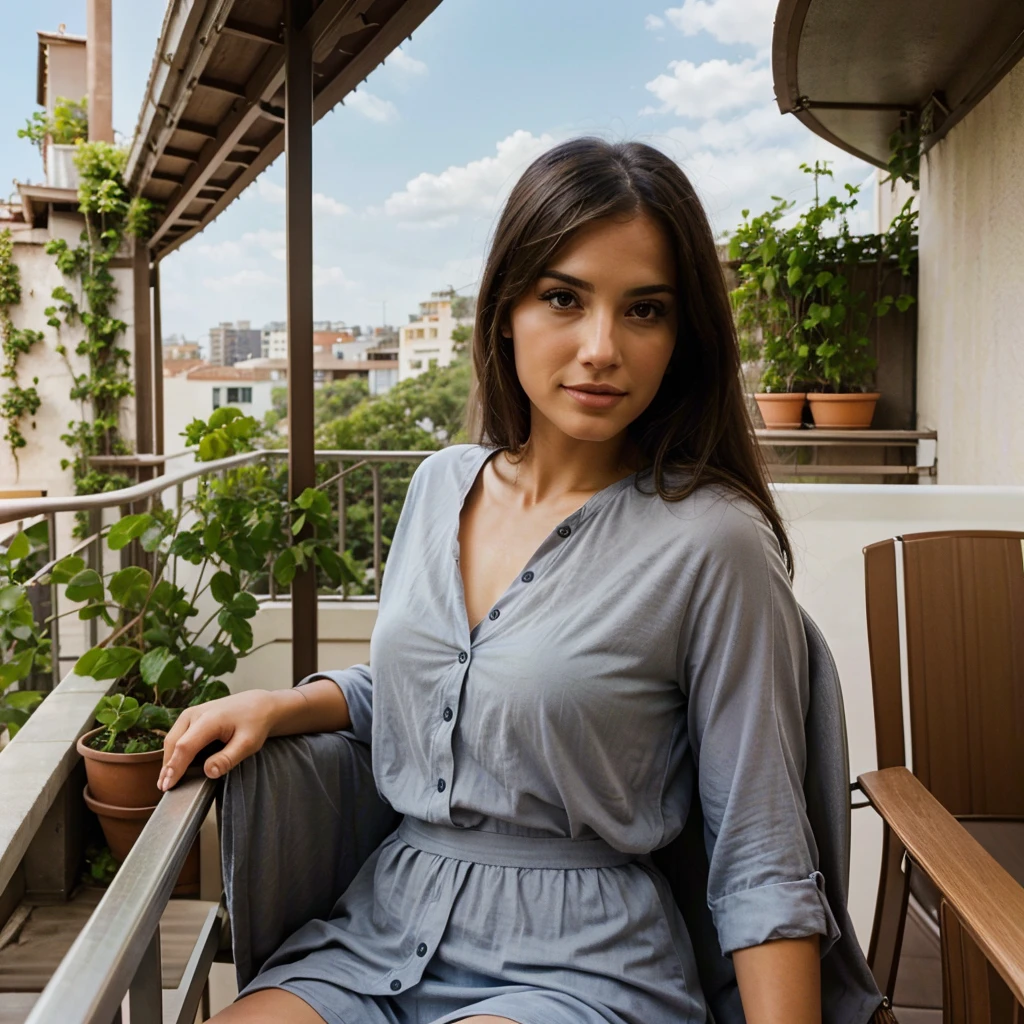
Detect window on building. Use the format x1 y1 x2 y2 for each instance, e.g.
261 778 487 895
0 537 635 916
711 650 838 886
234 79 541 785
429 327 438 339
409 359 423 369
212 387 221 409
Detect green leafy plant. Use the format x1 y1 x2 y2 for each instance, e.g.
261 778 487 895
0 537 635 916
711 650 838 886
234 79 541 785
52 407 358 752
82 842 119 886
17 96 89 153
726 161 918 394
0 229 45 470
1 528 53 737
44 141 156 535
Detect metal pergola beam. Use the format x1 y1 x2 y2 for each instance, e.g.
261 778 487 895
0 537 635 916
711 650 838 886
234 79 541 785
285 0 317 683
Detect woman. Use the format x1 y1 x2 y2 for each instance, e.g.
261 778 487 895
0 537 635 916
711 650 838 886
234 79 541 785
160 138 888 1024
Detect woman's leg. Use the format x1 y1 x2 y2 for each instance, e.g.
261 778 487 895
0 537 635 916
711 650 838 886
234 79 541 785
207 987 328 1023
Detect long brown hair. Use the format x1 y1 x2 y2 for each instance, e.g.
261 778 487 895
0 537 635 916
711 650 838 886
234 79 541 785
467 137 793 577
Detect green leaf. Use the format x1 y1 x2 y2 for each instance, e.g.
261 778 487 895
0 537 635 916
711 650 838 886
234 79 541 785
140 524 164 552
217 611 253 652
108 566 151 609
137 703 174 732
0 648 35 686
273 548 296 587
0 584 23 612
209 571 238 605
66 569 104 603
139 648 185 695
149 580 180 610
198 431 229 462
6 532 30 563
786 266 803 287
291 512 307 536
895 293 915 312
75 646 142 681
94 694 140 734
107 513 154 551
186 642 237 676
203 522 222 551
5 690 44 711
189 679 230 706
762 269 776 296
226 591 258 618
208 406 242 429
50 555 85 585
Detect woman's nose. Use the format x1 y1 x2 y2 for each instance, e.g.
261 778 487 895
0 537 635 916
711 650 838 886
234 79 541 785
577 311 620 366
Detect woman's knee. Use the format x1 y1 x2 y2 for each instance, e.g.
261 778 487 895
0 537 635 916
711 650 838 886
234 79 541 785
208 987 328 1023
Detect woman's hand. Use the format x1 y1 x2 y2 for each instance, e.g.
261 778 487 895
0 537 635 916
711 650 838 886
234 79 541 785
159 690 280 791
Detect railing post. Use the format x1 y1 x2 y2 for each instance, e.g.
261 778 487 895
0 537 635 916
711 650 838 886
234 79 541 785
285 0 317 682
128 927 162 1023
46 512 60 690
372 463 382 600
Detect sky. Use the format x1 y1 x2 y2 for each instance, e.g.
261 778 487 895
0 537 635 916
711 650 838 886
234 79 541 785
0 0 878 344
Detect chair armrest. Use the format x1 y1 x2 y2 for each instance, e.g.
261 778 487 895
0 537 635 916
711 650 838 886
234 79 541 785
857 767 1024 1006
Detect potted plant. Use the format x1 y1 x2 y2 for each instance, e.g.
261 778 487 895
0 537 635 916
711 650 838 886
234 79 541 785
727 162 918 431
18 96 89 189
48 408 357 877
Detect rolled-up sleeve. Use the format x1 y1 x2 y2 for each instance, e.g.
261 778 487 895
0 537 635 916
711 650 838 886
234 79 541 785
297 666 373 746
678 500 841 958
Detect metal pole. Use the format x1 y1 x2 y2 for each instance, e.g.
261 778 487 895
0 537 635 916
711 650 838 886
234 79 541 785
152 262 165 464
132 243 154 482
285 0 316 684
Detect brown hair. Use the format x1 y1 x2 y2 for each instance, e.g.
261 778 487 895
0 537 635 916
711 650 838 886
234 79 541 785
467 136 793 576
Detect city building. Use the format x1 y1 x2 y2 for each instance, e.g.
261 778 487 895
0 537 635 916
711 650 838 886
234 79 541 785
233 353 399 395
162 337 201 361
398 290 470 380
208 320 262 366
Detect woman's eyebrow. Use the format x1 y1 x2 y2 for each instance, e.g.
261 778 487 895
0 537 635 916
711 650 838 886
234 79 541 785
538 269 675 297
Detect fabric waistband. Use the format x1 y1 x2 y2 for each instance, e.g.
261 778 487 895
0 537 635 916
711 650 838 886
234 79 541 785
397 816 637 869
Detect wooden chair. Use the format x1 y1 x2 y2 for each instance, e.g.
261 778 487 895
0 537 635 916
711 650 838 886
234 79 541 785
861 531 1024 1022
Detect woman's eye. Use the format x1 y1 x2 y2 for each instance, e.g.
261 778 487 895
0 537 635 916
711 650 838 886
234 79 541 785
541 289 578 311
631 301 665 320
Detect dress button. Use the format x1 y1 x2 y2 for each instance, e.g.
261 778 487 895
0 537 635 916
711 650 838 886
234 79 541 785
488 608 500 620
437 778 446 792
416 942 428 957
458 651 468 663
442 707 453 722
557 525 571 538
390 979 402 991
521 570 534 582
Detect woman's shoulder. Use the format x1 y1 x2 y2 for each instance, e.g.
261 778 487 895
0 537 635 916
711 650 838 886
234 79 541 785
634 472 788 578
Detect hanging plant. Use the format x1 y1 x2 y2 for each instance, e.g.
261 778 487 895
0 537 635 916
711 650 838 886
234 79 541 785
44 141 156 535
0 229 45 472
17 96 89 154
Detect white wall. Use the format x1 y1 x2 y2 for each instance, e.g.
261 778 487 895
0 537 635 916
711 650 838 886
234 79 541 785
914 58 1024 485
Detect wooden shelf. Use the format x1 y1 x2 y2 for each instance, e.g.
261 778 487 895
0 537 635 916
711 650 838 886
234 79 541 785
756 429 937 446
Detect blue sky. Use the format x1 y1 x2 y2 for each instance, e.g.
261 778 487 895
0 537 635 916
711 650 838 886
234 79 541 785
1 0 876 344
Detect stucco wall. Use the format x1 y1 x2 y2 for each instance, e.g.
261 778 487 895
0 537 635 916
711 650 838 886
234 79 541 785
915 58 1024 484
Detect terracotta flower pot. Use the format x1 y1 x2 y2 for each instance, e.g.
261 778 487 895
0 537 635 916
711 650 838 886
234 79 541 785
83 785 200 896
807 392 880 430
754 392 807 430
76 726 163 809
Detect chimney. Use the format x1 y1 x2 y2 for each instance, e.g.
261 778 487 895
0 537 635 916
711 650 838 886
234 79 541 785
86 0 113 142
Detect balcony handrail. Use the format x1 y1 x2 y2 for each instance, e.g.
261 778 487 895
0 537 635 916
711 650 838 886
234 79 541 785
0 449 266 526
23 774 217 1024
0 447 436 526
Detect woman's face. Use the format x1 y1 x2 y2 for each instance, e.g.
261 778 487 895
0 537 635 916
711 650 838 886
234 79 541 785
506 212 678 449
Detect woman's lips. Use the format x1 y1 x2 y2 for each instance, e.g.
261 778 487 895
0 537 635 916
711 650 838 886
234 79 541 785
561 385 626 409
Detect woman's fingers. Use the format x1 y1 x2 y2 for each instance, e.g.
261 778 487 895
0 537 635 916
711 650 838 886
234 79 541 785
202 731 257 780
159 710 229 791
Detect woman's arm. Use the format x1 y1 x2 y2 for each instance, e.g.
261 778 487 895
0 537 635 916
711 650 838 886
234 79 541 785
159 678 351 790
733 935 821 1024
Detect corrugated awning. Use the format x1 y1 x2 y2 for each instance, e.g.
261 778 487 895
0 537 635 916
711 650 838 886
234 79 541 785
126 0 441 261
772 0 1024 168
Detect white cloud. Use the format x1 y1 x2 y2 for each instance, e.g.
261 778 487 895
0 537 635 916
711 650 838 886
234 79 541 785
645 14 665 30
387 46 427 75
346 90 399 123
664 0 776 48
382 129 557 227
642 57 773 117
313 194 351 216
314 265 357 288
197 228 286 263
203 268 280 291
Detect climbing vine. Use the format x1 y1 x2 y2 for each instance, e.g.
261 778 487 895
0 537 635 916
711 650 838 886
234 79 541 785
0 228 45 472
44 141 155 532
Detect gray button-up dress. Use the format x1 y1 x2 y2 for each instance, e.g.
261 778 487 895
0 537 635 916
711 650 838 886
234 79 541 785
237 442 851 1024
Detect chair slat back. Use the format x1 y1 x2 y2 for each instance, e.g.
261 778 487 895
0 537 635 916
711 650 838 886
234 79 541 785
900 532 1024 817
